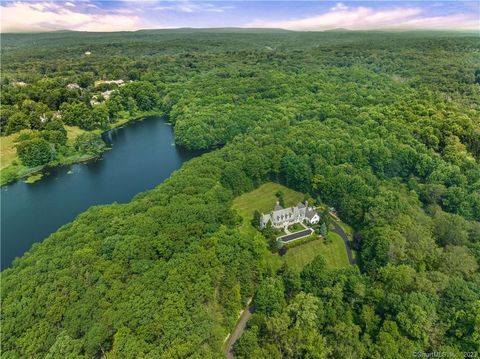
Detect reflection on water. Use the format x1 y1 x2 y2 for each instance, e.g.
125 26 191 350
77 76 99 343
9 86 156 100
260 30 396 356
1 117 201 270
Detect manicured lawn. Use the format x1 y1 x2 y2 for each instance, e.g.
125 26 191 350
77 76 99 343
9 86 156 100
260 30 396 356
231 183 351 272
232 182 304 237
283 232 350 271
232 182 304 220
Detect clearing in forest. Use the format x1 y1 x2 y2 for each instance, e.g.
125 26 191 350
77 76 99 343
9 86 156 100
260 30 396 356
232 182 305 221
232 182 351 270
283 233 350 271
1 132 19 170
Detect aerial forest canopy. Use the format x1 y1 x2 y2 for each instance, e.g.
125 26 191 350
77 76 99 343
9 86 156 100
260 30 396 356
1 30 479 358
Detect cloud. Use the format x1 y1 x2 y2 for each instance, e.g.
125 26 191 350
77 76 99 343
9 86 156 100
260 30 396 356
331 3 348 12
248 4 479 31
64 2 75 7
153 1 232 13
0 1 151 32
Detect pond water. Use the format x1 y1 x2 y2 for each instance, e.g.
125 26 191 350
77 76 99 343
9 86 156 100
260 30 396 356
1 116 200 270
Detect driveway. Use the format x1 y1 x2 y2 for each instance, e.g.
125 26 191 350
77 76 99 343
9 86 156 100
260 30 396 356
331 221 355 265
225 305 256 359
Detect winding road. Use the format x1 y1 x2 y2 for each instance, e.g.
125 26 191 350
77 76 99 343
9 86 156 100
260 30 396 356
225 214 355 358
331 221 356 265
225 305 256 359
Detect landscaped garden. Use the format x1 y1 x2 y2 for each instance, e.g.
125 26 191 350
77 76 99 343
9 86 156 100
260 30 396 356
287 222 305 233
232 182 305 237
232 182 353 271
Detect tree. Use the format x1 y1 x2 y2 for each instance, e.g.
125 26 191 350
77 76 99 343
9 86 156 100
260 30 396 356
74 133 106 155
60 102 89 127
6 112 29 134
300 255 328 295
280 153 312 192
252 210 261 228
16 137 53 166
319 222 327 236
255 278 285 315
275 190 285 207
234 326 260 358
438 246 478 278
287 292 322 328
91 105 109 129
120 81 159 111
106 93 124 119
433 211 469 246
45 331 82 359
321 207 331 227
279 264 301 299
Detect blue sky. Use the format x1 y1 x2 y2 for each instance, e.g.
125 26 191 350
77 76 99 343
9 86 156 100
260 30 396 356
1 1 478 32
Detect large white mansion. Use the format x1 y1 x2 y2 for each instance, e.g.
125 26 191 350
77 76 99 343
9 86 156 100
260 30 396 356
259 201 320 229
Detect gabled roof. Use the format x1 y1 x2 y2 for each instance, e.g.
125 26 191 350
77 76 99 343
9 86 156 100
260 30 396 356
274 203 284 211
305 209 318 220
297 202 306 209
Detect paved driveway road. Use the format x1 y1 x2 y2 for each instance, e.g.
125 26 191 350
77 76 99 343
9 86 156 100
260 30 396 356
225 219 355 358
332 221 355 265
226 305 256 359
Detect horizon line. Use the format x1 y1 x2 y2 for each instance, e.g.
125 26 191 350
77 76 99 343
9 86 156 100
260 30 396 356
2 26 479 34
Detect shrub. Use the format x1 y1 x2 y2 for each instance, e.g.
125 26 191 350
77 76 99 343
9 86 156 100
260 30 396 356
16 137 53 167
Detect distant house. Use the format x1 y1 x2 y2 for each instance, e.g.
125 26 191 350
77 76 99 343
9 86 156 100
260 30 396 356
90 89 116 105
260 201 320 229
39 113 48 123
67 83 81 90
101 90 114 99
94 79 125 87
85 51 91 56
12 81 27 87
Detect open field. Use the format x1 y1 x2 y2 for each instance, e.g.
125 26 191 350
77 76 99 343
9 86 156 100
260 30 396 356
232 182 305 238
283 232 350 271
0 132 19 170
1 126 85 171
232 182 304 220
232 182 303 236
65 125 87 143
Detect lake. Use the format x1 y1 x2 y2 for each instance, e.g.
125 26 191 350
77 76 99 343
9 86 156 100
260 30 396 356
1 116 200 270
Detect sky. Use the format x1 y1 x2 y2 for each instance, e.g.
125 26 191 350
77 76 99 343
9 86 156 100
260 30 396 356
1 0 478 32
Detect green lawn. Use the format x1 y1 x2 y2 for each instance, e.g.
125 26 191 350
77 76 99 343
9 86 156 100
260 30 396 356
231 183 351 272
232 182 304 219
283 232 350 271
1 131 22 169
232 182 304 236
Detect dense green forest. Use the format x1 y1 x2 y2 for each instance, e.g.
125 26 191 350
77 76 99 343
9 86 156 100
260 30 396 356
1 30 479 358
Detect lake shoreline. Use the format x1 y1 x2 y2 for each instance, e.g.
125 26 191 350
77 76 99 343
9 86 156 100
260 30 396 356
0 110 165 186
1 115 198 269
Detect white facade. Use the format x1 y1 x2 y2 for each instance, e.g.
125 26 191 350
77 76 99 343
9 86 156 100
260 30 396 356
260 202 319 229
306 212 320 225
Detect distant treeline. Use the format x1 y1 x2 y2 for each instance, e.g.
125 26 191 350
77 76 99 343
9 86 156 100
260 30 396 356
1 30 479 358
